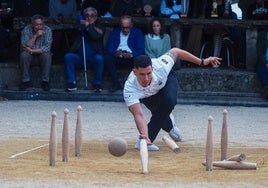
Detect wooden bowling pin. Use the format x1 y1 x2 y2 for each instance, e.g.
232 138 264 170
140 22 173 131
140 139 148 174
226 154 246 162
75 105 82 157
49 111 57 166
221 109 228 161
62 108 70 162
206 116 214 171
162 135 180 153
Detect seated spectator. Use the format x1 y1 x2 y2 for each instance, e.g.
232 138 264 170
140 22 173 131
145 17 171 58
248 0 268 99
19 14 53 91
111 0 143 17
81 0 112 17
49 0 77 61
13 0 49 17
104 15 145 92
0 22 9 60
160 0 190 19
64 7 105 93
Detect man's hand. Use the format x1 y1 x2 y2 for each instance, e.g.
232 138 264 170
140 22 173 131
204 56 222 67
35 30 44 37
139 134 152 145
115 50 124 58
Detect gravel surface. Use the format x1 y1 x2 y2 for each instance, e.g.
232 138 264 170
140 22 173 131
0 101 267 147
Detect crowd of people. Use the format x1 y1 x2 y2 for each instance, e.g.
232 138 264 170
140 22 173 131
0 0 267 99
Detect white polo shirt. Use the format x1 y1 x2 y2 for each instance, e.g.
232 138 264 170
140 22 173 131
123 54 175 107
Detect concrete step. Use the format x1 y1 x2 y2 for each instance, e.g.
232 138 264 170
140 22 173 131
1 89 268 107
0 63 263 92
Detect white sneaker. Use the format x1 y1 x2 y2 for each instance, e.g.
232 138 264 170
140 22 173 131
134 138 159 151
169 113 182 142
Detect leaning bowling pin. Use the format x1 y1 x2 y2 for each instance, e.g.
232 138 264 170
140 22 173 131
140 139 148 174
205 116 214 171
49 111 57 166
62 108 70 162
162 135 180 153
75 105 83 157
221 109 228 161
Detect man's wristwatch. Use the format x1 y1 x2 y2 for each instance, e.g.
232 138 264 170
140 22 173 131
30 49 33 55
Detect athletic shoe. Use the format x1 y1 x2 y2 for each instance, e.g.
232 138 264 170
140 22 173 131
65 83 77 92
134 138 159 151
169 113 182 142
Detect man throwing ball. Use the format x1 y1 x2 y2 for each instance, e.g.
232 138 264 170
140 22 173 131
123 48 221 151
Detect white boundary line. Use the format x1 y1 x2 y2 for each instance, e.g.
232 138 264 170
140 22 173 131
9 143 49 159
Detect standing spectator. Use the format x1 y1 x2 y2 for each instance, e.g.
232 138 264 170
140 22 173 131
144 17 171 58
49 0 77 61
81 0 112 17
19 14 53 91
13 0 49 17
64 7 105 93
104 15 145 92
247 0 268 99
111 0 143 17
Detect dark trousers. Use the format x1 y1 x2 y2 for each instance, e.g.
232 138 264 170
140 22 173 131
257 63 268 87
141 71 178 142
104 54 133 84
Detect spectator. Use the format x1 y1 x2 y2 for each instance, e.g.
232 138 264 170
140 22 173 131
49 0 77 61
144 17 171 58
81 0 112 17
19 14 53 91
247 0 268 99
111 0 143 17
0 22 8 60
104 15 145 92
160 0 190 19
13 0 49 17
64 7 105 93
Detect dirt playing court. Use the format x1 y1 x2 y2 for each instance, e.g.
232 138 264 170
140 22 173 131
0 138 267 187
0 101 267 187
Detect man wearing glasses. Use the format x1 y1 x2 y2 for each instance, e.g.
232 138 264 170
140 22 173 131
104 15 145 92
64 7 105 92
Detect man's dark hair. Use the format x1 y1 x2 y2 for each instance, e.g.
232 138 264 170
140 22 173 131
133 55 152 69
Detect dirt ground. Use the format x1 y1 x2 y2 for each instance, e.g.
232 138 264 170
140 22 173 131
0 101 267 187
0 138 267 188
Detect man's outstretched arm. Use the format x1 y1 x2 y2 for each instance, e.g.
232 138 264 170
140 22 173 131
166 48 222 67
128 103 151 145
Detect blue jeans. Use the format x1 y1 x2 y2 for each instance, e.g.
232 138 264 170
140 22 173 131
64 52 104 86
257 63 268 87
141 71 178 142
